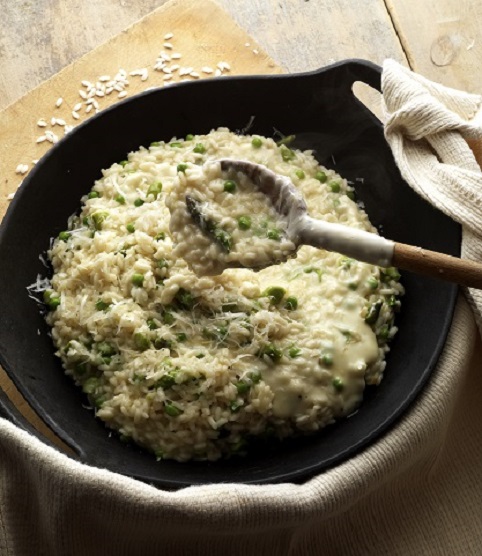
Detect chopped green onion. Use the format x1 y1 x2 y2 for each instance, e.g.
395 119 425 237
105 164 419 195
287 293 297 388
367 276 379 290
229 401 242 413
276 134 296 146
365 301 383 325
176 332 187 342
43 290 60 310
289 346 301 358
381 267 401 282
95 299 111 311
155 232 166 241
134 333 150 352
82 377 99 395
164 402 183 417
162 310 175 325
156 258 169 269
92 211 109 230
280 144 296 162
97 342 117 357
147 181 163 199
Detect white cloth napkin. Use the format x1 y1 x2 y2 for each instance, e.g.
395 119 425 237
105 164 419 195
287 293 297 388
382 59 482 334
1 60 482 555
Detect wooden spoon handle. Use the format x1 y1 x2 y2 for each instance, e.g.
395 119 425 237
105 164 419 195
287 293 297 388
392 242 482 289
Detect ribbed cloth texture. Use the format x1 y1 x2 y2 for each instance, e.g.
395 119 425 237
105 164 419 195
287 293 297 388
1 60 482 555
383 59 482 333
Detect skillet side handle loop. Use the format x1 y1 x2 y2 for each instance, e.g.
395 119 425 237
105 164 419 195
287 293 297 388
393 242 482 289
345 59 382 93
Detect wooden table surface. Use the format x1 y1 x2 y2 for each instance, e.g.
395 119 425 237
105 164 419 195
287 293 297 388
2 0 482 111
0 0 481 444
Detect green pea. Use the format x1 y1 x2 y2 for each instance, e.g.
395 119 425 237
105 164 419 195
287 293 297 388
263 286 286 305
251 137 262 148
347 190 356 201
87 191 100 199
193 143 206 154
155 232 166 241
134 332 150 352
150 141 161 147
147 181 163 199
95 299 111 311
147 318 159 330
43 290 60 310
185 134 194 141
115 194 126 205
295 169 305 179
92 211 109 230
164 402 183 417
58 231 71 242
266 228 281 241
284 296 298 310
260 343 283 362
177 163 188 173
170 142 182 148
329 180 341 193
348 282 359 291
320 352 333 366
119 160 129 167
315 171 327 183
223 180 236 193
131 273 144 287
367 277 379 290
153 337 172 350
332 377 344 392
176 332 187 342
237 215 252 230
134 198 144 207
235 380 250 395
126 223 135 233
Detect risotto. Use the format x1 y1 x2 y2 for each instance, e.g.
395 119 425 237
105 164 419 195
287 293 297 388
44 128 403 461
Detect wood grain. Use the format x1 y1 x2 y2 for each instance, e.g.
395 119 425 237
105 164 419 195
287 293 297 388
386 0 482 91
0 0 281 449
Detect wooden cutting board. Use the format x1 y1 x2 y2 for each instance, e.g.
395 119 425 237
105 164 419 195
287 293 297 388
0 0 283 449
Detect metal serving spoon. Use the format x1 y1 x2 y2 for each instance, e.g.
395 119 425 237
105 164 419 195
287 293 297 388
186 159 482 289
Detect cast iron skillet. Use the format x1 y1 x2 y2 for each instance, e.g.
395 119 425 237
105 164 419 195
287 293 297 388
0 60 458 489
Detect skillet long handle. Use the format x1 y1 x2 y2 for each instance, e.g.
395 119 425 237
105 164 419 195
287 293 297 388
393 242 482 289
